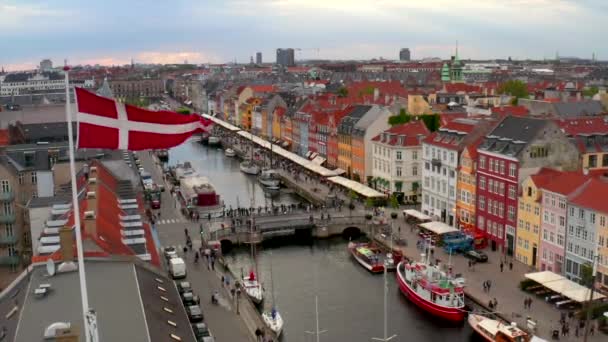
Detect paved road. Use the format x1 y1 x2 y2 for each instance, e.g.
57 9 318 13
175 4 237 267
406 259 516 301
139 151 255 342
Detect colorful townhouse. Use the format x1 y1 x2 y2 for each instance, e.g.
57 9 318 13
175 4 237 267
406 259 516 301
240 97 262 130
370 120 430 201
421 118 491 227
337 106 373 179
537 171 590 274
554 117 608 170
476 116 580 255
350 105 392 182
455 139 482 233
565 179 608 283
272 107 286 141
327 108 351 169
516 168 561 267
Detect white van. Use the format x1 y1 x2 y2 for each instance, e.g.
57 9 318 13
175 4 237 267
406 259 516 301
169 257 187 279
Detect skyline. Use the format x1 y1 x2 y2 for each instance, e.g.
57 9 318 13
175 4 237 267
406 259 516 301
1 0 607 71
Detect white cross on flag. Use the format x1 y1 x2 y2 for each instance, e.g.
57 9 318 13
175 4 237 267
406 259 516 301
75 87 213 150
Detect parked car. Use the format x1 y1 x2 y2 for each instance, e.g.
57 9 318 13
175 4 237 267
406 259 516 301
163 247 177 260
192 323 215 342
169 258 187 279
186 305 204 323
464 250 488 262
176 281 192 295
151 198 161 209
182 291 201 306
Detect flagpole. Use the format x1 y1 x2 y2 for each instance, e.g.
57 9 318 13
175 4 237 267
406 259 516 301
64 63 93 342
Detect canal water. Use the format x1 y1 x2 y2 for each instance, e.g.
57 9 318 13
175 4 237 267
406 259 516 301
170 141 477 341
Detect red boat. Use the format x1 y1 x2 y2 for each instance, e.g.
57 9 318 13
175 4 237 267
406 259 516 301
348 242 385 273
396 254 466 322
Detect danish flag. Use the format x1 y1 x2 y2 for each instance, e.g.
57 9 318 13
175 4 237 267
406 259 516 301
74 87 213 150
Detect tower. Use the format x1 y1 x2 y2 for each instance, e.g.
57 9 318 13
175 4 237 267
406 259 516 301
449 43 463 83
441 63 450 82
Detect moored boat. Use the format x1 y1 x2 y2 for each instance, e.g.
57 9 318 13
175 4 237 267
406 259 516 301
225 148 236 157
240 161 260 175
200 132 210 145
262 309 283 337
173 162 224 215
348 242 385 273
468 314 531 341
259 169 280 187
395 243 466 322
243 271 264 305
208 136 221 147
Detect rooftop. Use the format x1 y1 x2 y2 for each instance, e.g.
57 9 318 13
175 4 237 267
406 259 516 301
372 120 430 147
478 116 549 158
568 178 608 213
2 259 194 342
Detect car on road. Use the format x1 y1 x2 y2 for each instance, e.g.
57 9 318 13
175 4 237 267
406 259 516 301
176 281 192 295
169 257 187 279
163 247 177 260
181 291 200 306
192 323 215 342
186 305 204 323
464 250 488 262
151 198 161 209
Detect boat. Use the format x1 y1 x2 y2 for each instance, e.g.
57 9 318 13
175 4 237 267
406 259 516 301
262 252 283 337
243 271 264 305
200 132 210 145
259 169 280 187
208 136 221 147
468 314 531 341
240 160 260 175
173 162 224 215
225 148 236 157
348 242 386 273
395 241 466 322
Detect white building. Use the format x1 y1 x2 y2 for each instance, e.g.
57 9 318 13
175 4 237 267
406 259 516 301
371 120 430 202
0 73 94 96
421 119 481 227
40 59 53 72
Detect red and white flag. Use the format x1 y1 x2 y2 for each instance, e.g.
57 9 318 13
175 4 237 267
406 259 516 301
75 87 213 150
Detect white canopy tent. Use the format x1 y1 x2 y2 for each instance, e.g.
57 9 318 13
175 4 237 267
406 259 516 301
525 271 606 302
403 209 432 221
202 113 241 132
419 221 459 235
327 176 386 198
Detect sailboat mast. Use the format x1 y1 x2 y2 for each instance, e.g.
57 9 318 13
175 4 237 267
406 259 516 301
315 296 321 342
270 252 275 307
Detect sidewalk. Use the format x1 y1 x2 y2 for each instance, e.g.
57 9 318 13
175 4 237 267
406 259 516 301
377 213 605 341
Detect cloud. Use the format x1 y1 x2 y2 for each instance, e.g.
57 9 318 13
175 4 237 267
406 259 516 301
0 1 75 30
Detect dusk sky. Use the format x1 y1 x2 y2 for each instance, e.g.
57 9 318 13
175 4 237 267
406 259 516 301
1 0 606 71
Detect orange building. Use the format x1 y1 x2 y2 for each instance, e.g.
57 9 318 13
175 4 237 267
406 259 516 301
455 140 480 233
239 97 262 130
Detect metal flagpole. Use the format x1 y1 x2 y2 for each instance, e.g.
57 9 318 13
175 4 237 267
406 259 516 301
64 63 97 342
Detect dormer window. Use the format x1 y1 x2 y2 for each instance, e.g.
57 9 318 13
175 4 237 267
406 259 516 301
398 135 405 145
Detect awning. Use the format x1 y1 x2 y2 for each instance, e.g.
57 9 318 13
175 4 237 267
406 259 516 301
306 151 313 158
419 221 459 235
403 209 431 221
310 152 319 160
312 156 326 165
202 114 240 132
327 176 386 198
524 271 606 302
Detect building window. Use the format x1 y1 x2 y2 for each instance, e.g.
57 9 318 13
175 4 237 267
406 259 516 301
534 206 540 215
479 196 485 210
412 166 417 176
396 167 402 177
18 172 24 185
603 154 608 167
508 206 515 220
588 154 598 168
425 162 430 170
31 172 37 184
412 151 417 160
479 156 486 169
479 176 486 190
499 161 505 175
0 180 9 193
509 163 516 177
396 151 402 160
591 213 596 224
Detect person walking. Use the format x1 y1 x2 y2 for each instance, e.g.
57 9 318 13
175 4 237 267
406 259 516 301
255 328 263 342
500 262 504 272
487 280 492 292
509 261 513 270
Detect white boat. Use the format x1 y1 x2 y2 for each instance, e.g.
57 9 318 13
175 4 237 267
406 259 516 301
262 252 283 337
225 148 236 157
240 161 260 175
173 162 223 214
259 169 280 187
468 314 531 342
243 271 264 304
208 136 221 146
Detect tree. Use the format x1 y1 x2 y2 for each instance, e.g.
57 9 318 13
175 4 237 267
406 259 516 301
412 181 420 194
420 114 441 132
583 86 599 98
497 80 529 105
176 107 191 114
337 86 349 98
389 194 400 209
388 110 412 126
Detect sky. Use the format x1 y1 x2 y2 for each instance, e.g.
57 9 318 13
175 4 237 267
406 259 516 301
1 0 607 71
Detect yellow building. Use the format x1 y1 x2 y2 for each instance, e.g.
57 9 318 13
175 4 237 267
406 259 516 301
516 169 559 267
239 97 261 130
337 133 352 177
455 144 477 233
272 107 285 140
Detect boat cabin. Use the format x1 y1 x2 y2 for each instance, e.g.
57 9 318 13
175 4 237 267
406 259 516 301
477 320 529 342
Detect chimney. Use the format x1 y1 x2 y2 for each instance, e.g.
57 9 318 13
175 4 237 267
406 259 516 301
373 88 380 102
59 226 74 263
